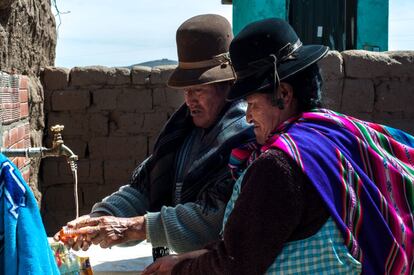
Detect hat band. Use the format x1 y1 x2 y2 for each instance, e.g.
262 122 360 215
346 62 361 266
178 53 231 69
235 39 303 80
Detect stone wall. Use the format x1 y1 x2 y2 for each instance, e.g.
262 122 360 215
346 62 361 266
40 65 183 233
40 50 414 234
0 0 56 74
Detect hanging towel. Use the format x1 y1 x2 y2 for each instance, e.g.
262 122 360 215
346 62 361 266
0 153 59 275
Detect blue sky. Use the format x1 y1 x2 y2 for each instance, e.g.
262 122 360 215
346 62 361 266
53 0 413 68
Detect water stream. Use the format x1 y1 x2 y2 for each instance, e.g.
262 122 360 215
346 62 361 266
69 160 79 219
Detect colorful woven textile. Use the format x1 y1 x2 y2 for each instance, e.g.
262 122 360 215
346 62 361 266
230 109 414 274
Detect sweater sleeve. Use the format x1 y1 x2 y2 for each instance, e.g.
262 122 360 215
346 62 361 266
172 149 308 275
91 185 149 217
145 200 226 253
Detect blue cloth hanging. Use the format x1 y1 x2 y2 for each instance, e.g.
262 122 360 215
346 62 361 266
0 153 59 275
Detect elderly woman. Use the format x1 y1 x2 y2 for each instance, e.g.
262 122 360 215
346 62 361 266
143 18 414 275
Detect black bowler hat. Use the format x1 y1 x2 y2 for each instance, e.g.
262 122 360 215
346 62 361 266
227 18 329 101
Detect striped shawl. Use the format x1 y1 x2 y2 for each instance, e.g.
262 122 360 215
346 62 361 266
230 109 414 274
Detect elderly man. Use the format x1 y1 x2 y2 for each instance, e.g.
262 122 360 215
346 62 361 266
56 14 254 257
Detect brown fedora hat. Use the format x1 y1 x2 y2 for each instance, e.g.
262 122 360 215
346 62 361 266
168 14 236 89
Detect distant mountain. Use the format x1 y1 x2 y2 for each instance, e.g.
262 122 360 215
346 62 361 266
130 58 178 68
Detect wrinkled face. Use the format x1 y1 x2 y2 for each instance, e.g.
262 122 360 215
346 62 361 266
246 93 281 144
184 84 227 128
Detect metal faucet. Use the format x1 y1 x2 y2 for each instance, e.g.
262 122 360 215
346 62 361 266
1 124 78 164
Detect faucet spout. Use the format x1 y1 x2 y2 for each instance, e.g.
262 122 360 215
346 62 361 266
1 124 78 163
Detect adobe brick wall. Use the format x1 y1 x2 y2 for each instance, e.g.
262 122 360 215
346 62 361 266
319 50 414 134
40 65 183 233
40 50 414 234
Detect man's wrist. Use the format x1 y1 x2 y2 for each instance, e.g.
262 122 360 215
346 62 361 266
127 216 146 241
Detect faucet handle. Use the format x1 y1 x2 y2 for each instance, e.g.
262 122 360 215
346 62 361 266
50 124 65 145
50 124 65 133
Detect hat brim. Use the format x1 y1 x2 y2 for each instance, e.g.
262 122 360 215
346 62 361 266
168 63 235 89
227 45 329 101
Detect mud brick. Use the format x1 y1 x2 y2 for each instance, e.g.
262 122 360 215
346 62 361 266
341 50 410 79
321 80 343 111
89 160 104 183
41 158 73 185
382 52 414 78
142 112 168 134
42 67 70 90
82 183 122 209
51 89 90 111
131 66 151 85
92 88 122 110
47 112 89 137
375 80 414 113
59 158 80 177
75 159 90 178
165 87 184 109
42 185 77 212
107 67 131 85
88 136 147 160
318 51 344 80
150 65 176 85
64 139 87 159
65 159 100 184
110 113 144 136
70 66 111 87
103 159 135 182
117 88 152 112
153 88 168 110
341 79 374 113
148 135 158 154
42 210 77 236
41 159 59 186
89 113 109 136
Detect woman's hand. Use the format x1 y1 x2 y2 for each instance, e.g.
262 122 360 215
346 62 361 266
142 249 208 275
142 255 181 275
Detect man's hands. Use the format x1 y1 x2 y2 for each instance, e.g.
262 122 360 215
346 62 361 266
54 214 147 250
